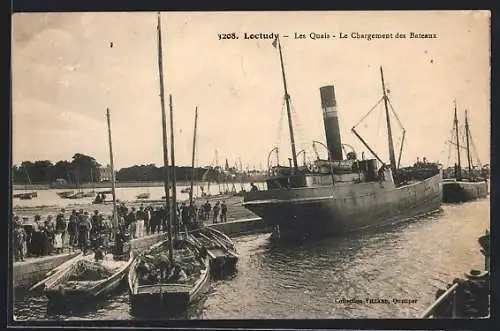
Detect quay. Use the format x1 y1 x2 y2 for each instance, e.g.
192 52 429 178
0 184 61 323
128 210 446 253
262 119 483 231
12 217 269 290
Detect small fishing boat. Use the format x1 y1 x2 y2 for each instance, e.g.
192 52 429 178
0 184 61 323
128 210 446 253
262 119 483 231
190 227 238 273
57 191 74 198
442 102 488 203
19 192 37 200
81 191 96 198
128 237 210 313
67 191 86 199
420 230 490 318
43 251 134 303
136 192 150 199
15 166 38 200
181 188 191 194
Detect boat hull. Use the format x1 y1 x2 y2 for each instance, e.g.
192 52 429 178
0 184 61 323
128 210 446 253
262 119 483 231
442 180 488 203
243 173 442 238
128 240 210 315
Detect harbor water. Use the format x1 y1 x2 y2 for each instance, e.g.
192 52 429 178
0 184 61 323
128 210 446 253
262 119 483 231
12 182 265 209
13 199 489 320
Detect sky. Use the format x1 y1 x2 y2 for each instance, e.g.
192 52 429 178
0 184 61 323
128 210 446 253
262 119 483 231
12 11 491 170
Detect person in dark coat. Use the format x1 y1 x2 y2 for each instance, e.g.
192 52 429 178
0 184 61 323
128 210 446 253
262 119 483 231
90 210 101 249
144 205 152 235
149 207 159 234
78 212 92 254
126 207 137 239
44 216 55 255
31 215 43 257
212 202 220 224
203 201 211 220
67 210 78 250
180 203 189 228
188 202 198 229
220 201 228 223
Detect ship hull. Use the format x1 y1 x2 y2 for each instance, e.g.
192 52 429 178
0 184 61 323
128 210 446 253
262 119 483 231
442 180 488 203
243 173 442 238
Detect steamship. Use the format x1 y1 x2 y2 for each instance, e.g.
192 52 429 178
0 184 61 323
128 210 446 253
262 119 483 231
242 36 443 238
442 101 488 203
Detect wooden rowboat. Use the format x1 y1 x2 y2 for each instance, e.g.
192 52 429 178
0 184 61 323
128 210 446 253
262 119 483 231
190 227 239 273
44 252 134 303
136 193 150 199
128 237 210 314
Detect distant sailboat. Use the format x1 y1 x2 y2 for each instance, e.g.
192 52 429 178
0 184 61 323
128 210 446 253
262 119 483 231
442 101 488 203
14 165 38 200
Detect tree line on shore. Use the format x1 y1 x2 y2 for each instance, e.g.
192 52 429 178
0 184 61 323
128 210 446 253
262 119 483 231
12 153 250 185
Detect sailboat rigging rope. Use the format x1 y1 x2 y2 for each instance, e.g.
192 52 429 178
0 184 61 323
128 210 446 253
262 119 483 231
373 100 385 153
289 97 308 151
274 98 287 159
387 98 405 130
468 133 482 167
352 96 384 129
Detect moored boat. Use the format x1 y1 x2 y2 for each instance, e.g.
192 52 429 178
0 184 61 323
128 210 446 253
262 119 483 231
190 226 239 273
442 101 488 203
17 192 38 200
43 251 134 303
243 36 442 239
57 190 75 198
67 191 86 199
127 237 210 314
136 192 150 200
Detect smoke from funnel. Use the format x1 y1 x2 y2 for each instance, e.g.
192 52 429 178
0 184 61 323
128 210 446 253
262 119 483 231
320 85 343 160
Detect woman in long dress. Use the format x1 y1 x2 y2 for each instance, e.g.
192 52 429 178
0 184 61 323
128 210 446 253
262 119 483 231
53 231 63 254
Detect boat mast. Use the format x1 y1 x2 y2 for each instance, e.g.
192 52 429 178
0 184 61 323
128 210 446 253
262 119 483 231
453 100 462 180
157 12 174 261
276 36 298 172
380 66 397 178
464 109 472 179
189 106 198 206
106 108 118 229
216 150 221 193
169 94 178 236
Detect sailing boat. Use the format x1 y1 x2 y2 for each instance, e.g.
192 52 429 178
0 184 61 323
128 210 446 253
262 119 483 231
128 12 209 315
442 102 488 203
81 168 97 198
14 165 38 200
243 36 442 239
66 170 86 199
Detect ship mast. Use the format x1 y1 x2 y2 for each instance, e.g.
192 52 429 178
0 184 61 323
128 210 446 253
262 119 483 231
276 36 298 172
453 100 462 180
157 12 173 262
189 106 198 206
106 108 118 230
380 66 397 178
464 109 472 179
169 94 178 236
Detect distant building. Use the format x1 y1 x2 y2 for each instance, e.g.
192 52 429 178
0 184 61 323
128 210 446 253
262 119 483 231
55 178 67 185
98 165 113 182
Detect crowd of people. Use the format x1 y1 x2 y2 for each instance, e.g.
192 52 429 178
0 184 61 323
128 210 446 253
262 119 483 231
12 198 231 262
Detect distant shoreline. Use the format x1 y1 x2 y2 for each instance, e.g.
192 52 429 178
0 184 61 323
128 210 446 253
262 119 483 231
12 179 264 191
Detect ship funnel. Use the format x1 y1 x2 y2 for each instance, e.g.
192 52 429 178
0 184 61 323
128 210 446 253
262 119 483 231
320 85 343 160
